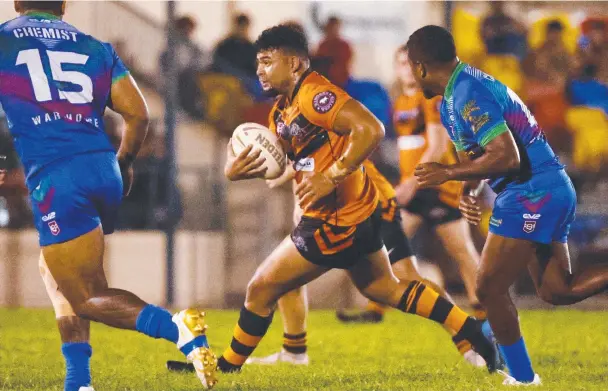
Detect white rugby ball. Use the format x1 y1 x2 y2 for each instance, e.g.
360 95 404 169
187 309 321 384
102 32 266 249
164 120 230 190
232 122 286 179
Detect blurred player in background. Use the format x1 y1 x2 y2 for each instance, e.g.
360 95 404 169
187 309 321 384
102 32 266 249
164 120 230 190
0 2 216 389
218 23 499 376
338 46 485 324
407 25 608 386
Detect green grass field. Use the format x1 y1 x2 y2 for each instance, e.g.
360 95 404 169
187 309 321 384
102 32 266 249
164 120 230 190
0 309 606 391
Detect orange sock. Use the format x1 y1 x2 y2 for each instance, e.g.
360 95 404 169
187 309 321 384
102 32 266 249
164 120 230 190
397 281 470 335
283 332 307 354
217 307 273 373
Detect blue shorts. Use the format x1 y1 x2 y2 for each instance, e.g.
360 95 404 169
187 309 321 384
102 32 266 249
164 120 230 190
489 169 576 244
29 152 123 246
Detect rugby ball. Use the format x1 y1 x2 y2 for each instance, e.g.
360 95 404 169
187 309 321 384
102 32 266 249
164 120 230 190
232 122 286 179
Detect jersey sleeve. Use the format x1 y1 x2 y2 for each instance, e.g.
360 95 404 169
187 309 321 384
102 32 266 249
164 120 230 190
299 81 352 131
422 96 442 125
103 43 129 85
454 81 509 148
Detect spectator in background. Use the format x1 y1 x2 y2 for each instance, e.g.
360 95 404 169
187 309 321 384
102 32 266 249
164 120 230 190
159 15 210 77
213 13 257 78
568 64 608 115
576 20 608 85
524 20 573 87
315 16 353 88
523 20 573 150
480 1 527 59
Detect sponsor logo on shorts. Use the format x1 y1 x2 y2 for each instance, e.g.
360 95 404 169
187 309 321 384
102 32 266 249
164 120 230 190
523 213 541 220
523 220 536 233
312 91 337 113
48 220 60 236
489 216 502 227
295 158 315 172
42 212 56 222
292 234 308 252
429 207 447 220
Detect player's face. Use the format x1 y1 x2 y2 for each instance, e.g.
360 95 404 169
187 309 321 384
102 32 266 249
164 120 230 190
256 49 292 95
406 55 438 99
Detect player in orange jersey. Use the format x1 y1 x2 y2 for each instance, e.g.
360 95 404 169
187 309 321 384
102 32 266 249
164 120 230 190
236 159 486 368
216 24 499 375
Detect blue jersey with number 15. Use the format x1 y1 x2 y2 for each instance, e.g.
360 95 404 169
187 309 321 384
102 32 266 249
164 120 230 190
0 12 129 188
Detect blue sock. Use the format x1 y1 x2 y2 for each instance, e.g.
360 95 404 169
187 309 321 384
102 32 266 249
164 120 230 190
61 342 92 391
499 337 535 382
135 304 179 343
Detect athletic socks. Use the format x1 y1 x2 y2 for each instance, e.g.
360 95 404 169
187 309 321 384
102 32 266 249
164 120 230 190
397 281 470 334
499 337 535 382
135 304 179 343
283 332 307 354
218 307 274 373
61 342 92 391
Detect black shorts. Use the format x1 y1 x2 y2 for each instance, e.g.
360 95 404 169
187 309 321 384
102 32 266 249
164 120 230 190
403 188 462 227
379 198 414 264
291 208 384 269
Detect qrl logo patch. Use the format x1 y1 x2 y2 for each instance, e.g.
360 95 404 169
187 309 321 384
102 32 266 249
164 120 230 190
312 91 337 113
523 220 536 233
48 220 60 236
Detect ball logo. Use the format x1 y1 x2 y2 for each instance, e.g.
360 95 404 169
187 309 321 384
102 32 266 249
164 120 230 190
312 91 336 114
48 220 60 236
254 133 286 170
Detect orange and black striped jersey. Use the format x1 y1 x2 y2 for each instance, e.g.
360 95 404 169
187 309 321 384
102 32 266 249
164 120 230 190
362 159 398 222
268 70 378 226
393 90 461 208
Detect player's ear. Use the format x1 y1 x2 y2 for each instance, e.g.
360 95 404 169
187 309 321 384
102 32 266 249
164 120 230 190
418 62 428 79
290 56 303 74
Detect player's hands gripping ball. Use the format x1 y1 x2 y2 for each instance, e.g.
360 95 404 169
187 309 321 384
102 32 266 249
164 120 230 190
224 140 267 181
414 162 450 187
295 172 336 210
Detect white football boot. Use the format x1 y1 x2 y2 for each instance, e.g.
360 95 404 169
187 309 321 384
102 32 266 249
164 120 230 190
463 350 487 368
245 349 309 365
78 388 95 391
172 309 218 389
499 370 542 386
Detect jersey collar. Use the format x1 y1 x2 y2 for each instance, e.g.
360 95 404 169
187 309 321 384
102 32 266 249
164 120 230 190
24 11 60 20
289 68 313 103
444 61 466 98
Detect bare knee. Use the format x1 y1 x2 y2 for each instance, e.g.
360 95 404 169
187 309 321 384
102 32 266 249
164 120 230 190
244 275 280 313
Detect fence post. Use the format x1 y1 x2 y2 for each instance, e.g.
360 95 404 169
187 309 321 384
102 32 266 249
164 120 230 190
164 0 178 307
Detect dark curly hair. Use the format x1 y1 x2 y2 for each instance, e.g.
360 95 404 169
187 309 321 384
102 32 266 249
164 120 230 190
255 23 309 57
